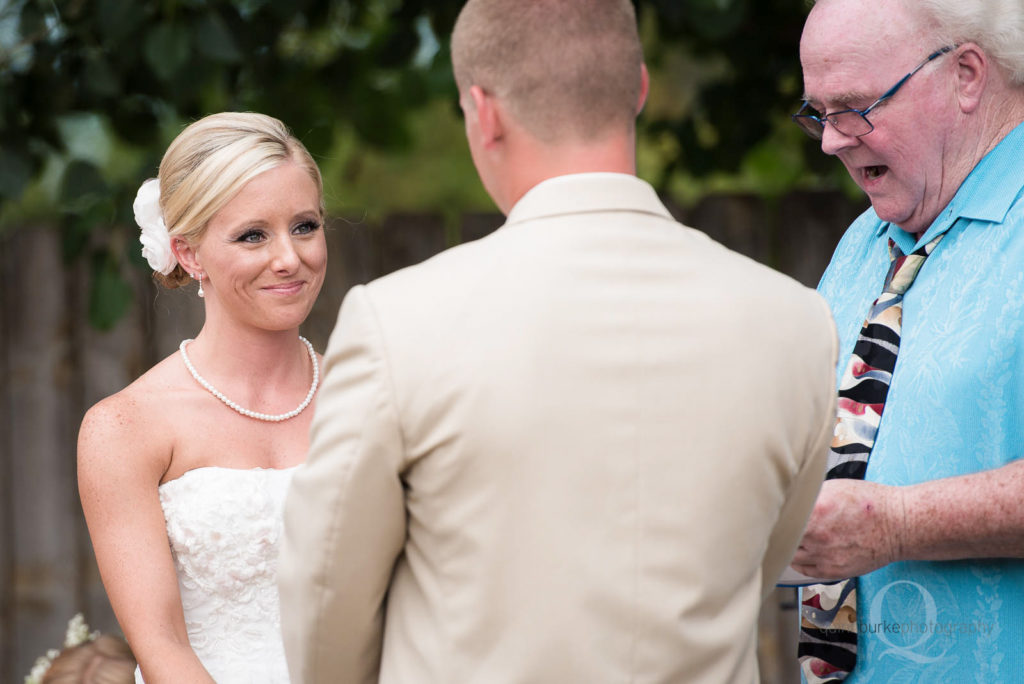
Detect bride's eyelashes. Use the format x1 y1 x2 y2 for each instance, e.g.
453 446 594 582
231 220 321 245
291 219 322 236
235 228 267 244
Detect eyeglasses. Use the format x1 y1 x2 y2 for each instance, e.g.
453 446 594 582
792 45 957 140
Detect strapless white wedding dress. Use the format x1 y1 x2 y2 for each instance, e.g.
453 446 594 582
135 466 297 683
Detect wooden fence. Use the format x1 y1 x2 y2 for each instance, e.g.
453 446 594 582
0 189 865 682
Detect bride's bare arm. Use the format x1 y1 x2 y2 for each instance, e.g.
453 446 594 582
78 390 215 684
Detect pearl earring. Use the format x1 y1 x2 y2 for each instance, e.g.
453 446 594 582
195 272 205 298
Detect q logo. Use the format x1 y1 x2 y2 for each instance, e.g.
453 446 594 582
867 580 942 664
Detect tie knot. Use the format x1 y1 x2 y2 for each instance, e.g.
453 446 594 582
884 235 943 295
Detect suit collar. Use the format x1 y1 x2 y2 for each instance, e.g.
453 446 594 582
505 173 674 226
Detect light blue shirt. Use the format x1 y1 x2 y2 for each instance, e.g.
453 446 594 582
817 120 1024 682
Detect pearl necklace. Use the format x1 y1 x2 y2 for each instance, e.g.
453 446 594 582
179 336 319 422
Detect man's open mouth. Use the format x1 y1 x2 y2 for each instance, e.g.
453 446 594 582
864 165 888 180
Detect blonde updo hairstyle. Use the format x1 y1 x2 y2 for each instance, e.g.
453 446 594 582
155 112 324 288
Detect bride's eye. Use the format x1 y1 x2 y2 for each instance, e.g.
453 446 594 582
235 229 266 244
292 220 321 236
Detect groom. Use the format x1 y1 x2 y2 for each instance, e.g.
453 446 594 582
279 1 838 681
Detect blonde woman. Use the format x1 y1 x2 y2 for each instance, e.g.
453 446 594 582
78 112 327 683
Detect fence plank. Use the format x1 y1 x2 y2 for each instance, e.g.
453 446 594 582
1 224 17 683
147 277 205 362
687 192 773 265
6 225 80 678
776 190 867 287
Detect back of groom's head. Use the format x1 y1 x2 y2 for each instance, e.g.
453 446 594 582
451 0 644 144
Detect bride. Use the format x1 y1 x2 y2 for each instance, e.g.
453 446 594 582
78 112 327 683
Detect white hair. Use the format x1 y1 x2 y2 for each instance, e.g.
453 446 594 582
916 0 1024 85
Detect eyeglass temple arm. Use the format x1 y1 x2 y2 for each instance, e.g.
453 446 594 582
872 45 958 108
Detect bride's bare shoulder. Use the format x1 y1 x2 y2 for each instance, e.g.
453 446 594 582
78 352 190 472
85 351 188 417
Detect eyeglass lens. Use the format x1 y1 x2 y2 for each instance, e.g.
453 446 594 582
795 107 874 140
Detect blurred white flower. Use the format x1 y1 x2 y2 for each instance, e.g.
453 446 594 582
64 612 98 648
134 178 178 275
25 649 59 684
24 613 100 684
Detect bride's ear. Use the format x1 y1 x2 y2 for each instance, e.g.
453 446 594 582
172 237 201 275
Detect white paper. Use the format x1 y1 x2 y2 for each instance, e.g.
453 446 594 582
776 566 841 587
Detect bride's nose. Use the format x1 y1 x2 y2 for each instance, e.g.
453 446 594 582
271 237 301 273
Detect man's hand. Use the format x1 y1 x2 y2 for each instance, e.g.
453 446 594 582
790 479 907 579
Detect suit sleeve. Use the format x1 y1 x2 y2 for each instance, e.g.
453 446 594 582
279 285 407 684
761 294 838 596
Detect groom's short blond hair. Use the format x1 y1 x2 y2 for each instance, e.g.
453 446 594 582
451 0 644 143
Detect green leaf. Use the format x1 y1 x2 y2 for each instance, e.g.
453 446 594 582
107 99 161 147
18 2 45 39
61 199 115 262
61 217 93 263
84 54 119 98
1 3 34 73
59 159 108 208
741 136 803 198
0 146 31 198
144 23 191 82
231 0 274 20
687 0 748 42
97 0 147 44
194 12 242 63
89 252 133 330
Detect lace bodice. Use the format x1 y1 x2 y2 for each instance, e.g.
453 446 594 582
136 466 296 683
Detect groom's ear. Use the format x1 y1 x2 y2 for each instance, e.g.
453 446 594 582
469 85 504 149
637 63 650 115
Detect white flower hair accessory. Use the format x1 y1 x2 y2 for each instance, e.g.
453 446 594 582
133 178 178 275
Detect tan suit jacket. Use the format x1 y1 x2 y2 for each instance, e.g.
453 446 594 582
280 173 837 683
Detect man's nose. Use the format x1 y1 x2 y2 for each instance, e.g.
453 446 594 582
820 121 860 156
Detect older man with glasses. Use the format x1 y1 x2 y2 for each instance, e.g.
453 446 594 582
786 0 1024 682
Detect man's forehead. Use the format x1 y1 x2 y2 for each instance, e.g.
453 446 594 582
801 89 875 110
799 45 878 103
801 0 923 55
799 2 927 103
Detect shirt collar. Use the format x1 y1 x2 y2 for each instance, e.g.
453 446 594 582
506 173 674 226
879 120 1024 251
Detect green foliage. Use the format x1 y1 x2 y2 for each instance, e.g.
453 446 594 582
1 0 460 168
639 0 814 183
89 248 133 330
0 0 844 328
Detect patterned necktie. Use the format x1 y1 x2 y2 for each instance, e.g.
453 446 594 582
798 233 943 683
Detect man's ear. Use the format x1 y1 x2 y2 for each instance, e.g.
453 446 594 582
955 43 988 114
637 63 650 115
171 237 201 277
469 85 504 149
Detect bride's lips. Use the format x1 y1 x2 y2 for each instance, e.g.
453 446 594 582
262 281 305 296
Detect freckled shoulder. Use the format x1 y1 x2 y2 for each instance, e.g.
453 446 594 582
77 351 191 483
